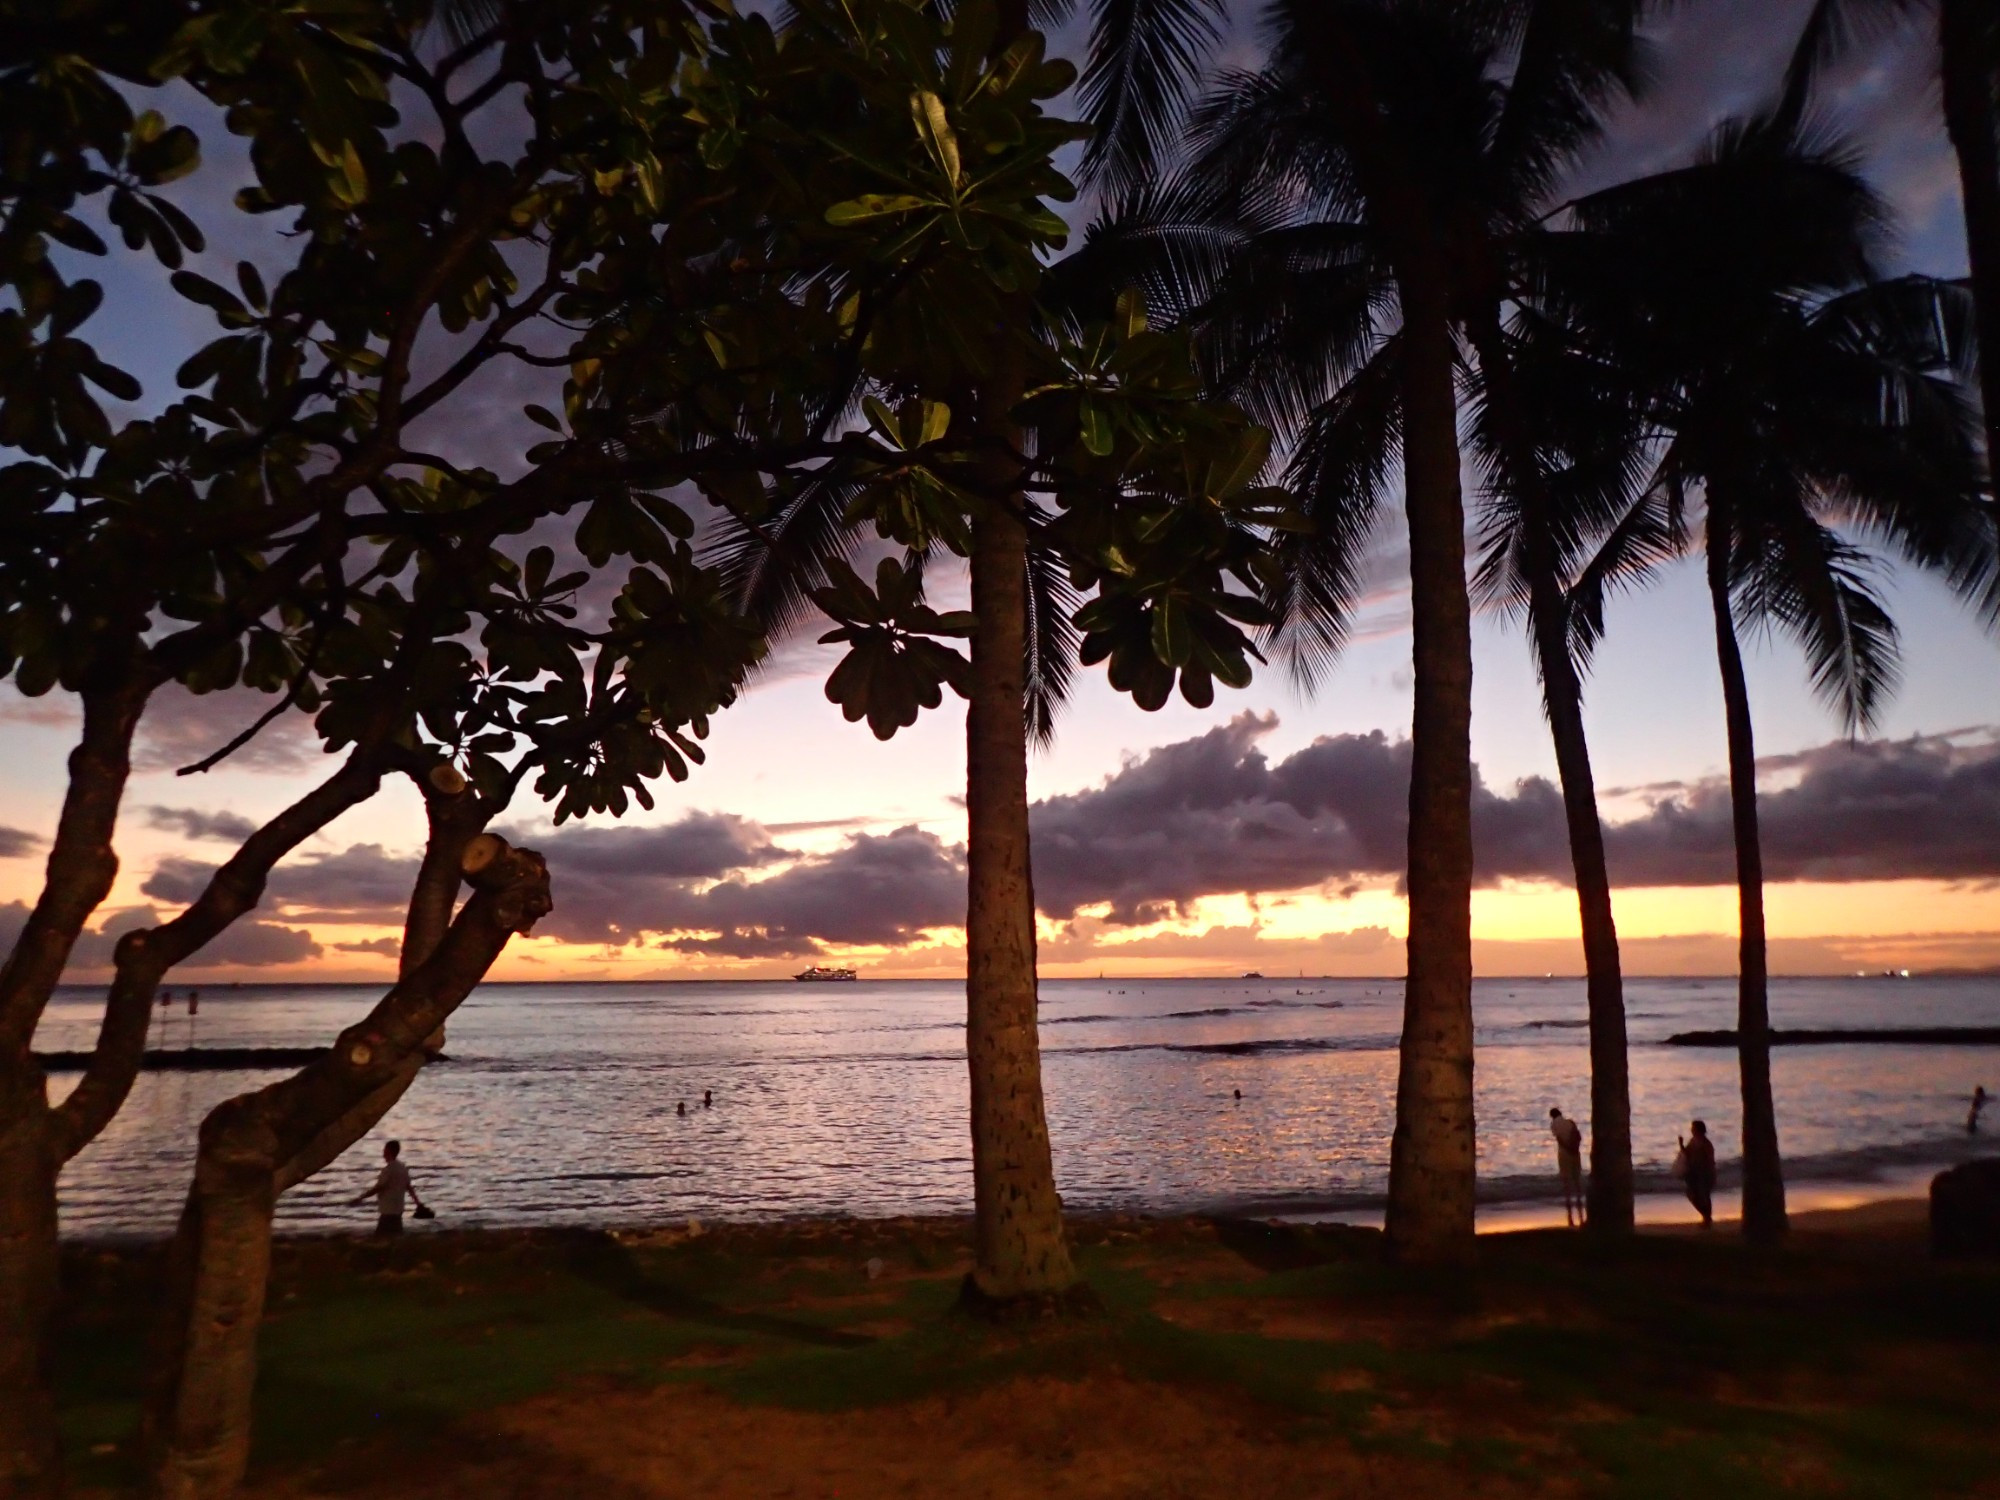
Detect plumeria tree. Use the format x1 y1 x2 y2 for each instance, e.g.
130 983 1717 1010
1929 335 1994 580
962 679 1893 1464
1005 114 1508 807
0 0 923 1486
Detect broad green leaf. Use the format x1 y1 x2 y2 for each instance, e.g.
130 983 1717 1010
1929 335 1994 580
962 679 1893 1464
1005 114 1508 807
912 90 961 188
826 194 932 225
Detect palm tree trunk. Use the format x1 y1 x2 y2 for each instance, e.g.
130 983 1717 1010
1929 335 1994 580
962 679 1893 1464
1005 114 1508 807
1384 268 1478 1266
953 0 1078 1314
1940 0 2000 470
962 422 1079 1307
1531 591 1634 1234
1704 518 1788 1243
1464 309 1634 1234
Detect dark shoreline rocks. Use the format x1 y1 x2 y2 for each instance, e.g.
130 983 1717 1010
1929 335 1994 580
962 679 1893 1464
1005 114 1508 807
1667 1027 2000 1047
34 1047 450 1072
1931 1159 2000 1258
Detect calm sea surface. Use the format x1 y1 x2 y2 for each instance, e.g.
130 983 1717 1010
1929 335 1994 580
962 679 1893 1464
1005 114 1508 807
36 975 1999 1238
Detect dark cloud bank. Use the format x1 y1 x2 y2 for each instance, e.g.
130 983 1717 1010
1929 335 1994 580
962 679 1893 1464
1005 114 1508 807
0 900 319 972
1033 715 2000 924
109 716 2000 966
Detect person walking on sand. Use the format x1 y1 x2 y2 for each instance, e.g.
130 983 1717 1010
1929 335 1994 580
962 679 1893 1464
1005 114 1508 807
1549 1108 1585 1227
1677 1120 1717 1227
348 1139 425 1236
1970 1086 1989 1135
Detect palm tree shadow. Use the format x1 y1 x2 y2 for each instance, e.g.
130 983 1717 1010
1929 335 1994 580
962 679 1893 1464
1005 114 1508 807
1208 1216 1383 1273
561 1231 875 1350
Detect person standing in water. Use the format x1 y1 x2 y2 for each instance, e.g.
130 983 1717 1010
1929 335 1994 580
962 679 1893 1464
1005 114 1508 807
1549 1108 1585 1227
348 1140 425 1235
1678 1121 1717 1227
1970 1086 1989 1135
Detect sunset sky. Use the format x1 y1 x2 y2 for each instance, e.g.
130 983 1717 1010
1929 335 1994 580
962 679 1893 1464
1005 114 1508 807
3 0 1997 985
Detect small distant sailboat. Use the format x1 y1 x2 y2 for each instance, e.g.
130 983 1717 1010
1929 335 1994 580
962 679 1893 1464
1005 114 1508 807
794 965 857 982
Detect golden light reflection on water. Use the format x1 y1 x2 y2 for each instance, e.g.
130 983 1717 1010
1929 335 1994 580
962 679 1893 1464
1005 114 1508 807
38 975 1997 1239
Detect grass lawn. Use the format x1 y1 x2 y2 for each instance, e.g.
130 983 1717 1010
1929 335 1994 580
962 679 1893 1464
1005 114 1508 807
56 1201 2000 1498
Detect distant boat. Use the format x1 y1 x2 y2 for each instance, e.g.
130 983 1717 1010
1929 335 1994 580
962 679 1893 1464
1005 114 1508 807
1241 971 1264 980
794 965 857 982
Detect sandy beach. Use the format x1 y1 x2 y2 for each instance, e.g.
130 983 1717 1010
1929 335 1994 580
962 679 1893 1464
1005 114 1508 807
54 1194 2000 1499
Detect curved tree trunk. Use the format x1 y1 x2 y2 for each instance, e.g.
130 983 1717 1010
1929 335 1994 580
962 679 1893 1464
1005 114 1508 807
142 833 549 1499
0 673 149 1499
141 1110 281 1500
1704 521 1788 1244
270 781 489 1195
1384 268 1478 1267
1940 0 2000 470
1464 309 1634 1234
1531 594 1634 1234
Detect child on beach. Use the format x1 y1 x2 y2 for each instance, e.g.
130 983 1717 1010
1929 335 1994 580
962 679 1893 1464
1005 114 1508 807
1549 1108 1585 1227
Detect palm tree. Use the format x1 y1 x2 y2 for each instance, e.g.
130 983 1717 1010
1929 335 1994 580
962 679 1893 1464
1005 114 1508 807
954 0 1240 1306
1464 312 1663 1235
1546 114 1992 1240
1782 0 2000 476
1092 0 1660 1260
706 0 1243 1306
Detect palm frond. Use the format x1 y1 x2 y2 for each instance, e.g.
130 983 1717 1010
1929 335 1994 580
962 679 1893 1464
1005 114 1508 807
1077 0 1229 194
699 469 873 644
1039 171 1250 336
1732 506 1900 734
1486 0 1657 207
1023 520 1082 747
1564 462 1686 674
1262 335 1402 691
1775 0 1922 130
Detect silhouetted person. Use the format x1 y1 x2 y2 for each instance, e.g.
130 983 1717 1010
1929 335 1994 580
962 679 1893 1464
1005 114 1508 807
677 1100 686 1117
349 1139 424 1236
1549 1108 1585 1227
1970 1086 1989 1135
159 989 172 1009
703 1090 712 1108
1679 1120 1716 1227
1233 1089 1242 1102
188 988 199 1014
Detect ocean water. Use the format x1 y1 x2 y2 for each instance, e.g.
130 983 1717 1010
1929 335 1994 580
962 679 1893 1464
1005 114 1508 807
35 975 2000 1239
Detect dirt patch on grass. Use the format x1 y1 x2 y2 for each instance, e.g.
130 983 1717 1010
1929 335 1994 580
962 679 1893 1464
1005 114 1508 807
269 1372 1553 1500
1153 1292 1401 1345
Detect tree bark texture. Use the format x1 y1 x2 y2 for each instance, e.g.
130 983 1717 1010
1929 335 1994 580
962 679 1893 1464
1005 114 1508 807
960 372 1078 1306
1532 600 1634 1234
53 753 386 1161
1940 0 2000 473
1704 519 1788 1243
0 1089 60 1500
273 783 492 1194
1383 271 1478 1267
0 678 147 1046
0 676 148 1498
142 836 550 1500
951 0 1077 1313
1465 311 1634 1233
0 742 392 1498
